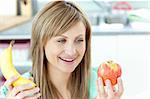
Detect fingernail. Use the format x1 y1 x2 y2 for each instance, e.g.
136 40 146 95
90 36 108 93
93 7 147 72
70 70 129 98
105 79 110 84
106 79 109 82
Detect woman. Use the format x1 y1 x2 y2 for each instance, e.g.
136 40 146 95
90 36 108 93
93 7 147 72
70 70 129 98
0 1 123 99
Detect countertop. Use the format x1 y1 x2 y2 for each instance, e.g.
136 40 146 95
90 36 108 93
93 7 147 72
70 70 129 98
0 20 150 40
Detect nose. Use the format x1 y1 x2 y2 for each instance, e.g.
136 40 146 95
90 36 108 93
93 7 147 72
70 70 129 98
64 43 77 56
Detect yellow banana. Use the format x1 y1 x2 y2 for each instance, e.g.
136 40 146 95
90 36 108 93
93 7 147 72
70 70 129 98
0 41 36 87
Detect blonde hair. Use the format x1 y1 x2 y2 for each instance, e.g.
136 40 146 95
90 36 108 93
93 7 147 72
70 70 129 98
31 1 91 99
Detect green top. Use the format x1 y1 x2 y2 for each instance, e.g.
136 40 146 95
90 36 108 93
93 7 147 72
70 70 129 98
89 67 98 99
22 67 98 99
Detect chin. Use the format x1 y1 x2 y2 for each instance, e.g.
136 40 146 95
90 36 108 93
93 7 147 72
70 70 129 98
63 63 79 73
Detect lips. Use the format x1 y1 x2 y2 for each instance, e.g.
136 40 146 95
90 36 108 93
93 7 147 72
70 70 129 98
59 57 75 62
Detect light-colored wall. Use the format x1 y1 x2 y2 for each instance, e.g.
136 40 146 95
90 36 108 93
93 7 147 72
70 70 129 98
91 35 150 99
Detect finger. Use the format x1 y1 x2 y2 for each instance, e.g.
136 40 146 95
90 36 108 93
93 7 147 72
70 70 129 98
97 77 105 96
4 76 19 86
116 77 124 97
26 93 41 99
16 87 40 98
105 79 114 98
4 76 19 90
10 83 33 97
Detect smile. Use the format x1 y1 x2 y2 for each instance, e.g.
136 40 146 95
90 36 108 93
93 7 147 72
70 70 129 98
59 57 76 62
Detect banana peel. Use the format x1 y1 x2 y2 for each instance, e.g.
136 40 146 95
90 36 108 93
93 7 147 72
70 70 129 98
0 41 36 87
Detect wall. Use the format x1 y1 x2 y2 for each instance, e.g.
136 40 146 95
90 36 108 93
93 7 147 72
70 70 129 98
91 35 150 99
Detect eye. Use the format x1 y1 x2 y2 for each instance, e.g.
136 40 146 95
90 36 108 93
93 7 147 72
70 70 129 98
76 39 84 43
57 38 66 43
78 39 84 42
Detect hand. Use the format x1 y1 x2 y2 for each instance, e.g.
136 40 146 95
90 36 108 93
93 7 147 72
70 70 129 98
3 76 41 99
96 77 124 99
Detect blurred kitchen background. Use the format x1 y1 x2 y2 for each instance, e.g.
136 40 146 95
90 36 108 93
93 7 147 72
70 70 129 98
0 0 150 99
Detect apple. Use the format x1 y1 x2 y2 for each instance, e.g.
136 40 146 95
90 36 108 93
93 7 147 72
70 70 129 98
97 60 122 86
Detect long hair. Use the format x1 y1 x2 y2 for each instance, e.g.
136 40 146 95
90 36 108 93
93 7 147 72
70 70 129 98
30 1 91 99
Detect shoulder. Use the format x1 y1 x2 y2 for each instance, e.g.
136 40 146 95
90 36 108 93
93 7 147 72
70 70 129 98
89 67 98 99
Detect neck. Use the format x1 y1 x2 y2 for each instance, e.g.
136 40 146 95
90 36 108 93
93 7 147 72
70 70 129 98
48 63 71 94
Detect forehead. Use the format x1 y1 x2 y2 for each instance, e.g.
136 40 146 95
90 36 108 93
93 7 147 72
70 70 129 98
61 21 86 38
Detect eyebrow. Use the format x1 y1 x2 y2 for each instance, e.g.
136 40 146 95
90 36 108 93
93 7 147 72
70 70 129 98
60 34 84 39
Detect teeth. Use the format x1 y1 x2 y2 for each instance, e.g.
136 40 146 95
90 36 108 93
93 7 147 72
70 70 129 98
59 57 74 62
64 59 74 61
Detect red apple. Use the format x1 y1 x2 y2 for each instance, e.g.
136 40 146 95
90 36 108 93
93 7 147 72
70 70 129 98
97 60 122 86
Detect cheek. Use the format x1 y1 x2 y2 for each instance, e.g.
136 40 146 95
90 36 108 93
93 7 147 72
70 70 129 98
45 44 61 62
78 43 86 56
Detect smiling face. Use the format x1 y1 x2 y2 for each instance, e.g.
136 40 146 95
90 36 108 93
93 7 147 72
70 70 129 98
44 21 86 73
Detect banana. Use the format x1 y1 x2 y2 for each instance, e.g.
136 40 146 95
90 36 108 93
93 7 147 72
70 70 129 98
0 41 36 87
